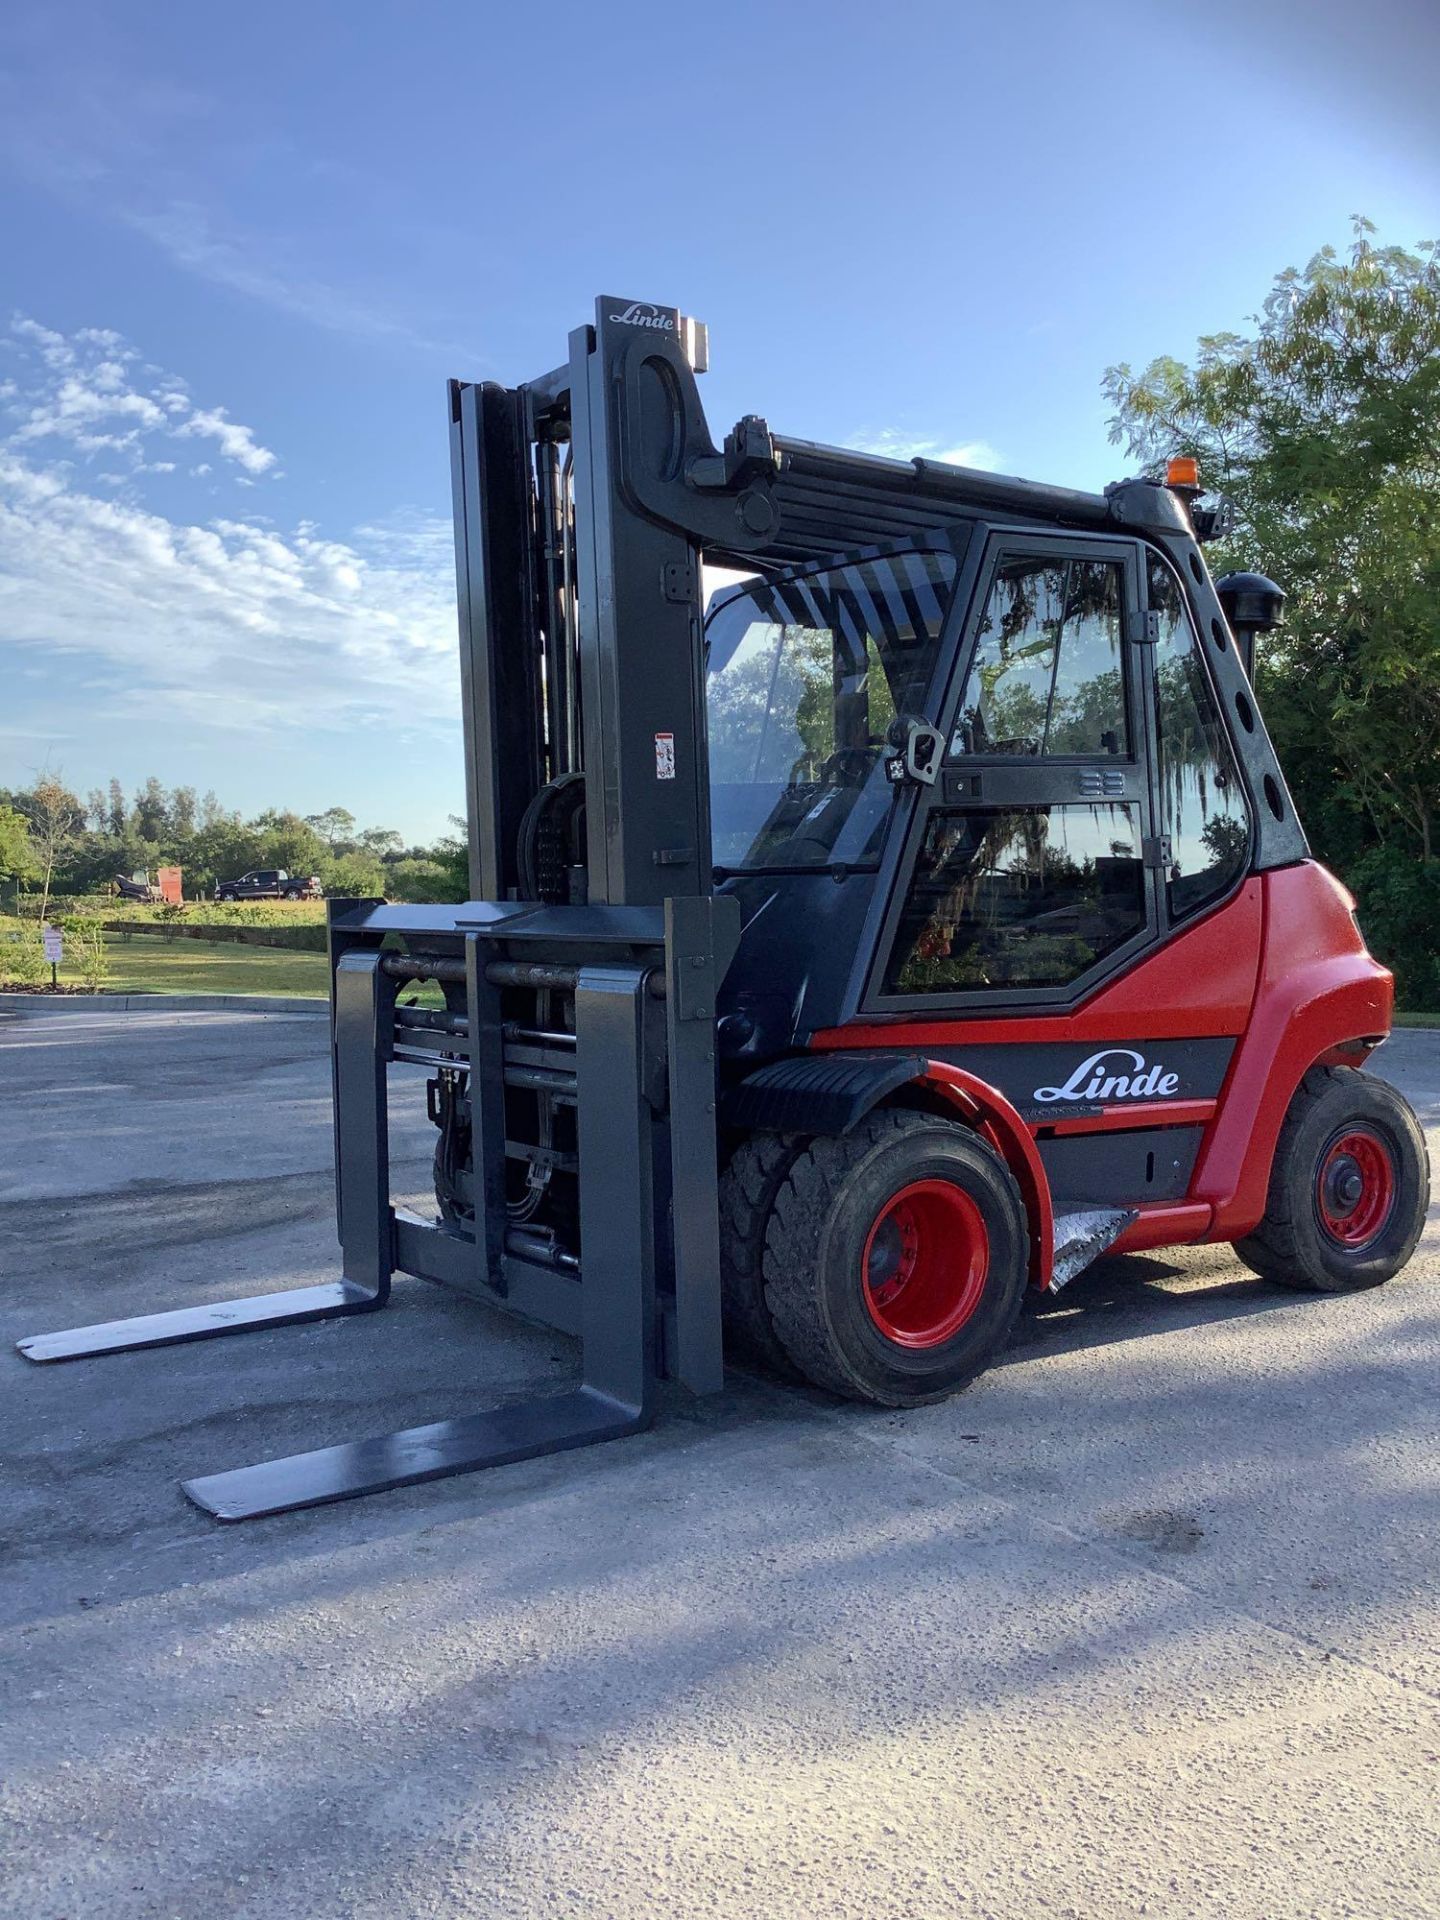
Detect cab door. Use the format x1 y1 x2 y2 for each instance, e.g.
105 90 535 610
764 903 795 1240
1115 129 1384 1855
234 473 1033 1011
864 532 1158 1012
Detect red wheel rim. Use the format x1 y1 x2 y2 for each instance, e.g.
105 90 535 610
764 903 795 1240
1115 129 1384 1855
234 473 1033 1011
861 1179 989 1349
1315 1127 1396 1249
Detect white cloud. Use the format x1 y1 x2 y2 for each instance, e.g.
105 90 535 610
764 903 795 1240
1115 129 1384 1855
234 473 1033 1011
0 322 458 741
847 429 1002 472
2 315 277 476
176 404 276 475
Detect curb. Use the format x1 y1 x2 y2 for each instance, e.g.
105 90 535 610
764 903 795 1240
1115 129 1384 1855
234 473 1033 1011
0 991 329 1017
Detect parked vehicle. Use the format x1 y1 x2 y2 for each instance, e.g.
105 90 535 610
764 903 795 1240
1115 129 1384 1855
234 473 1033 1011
212 868 323 902
115 866 184 905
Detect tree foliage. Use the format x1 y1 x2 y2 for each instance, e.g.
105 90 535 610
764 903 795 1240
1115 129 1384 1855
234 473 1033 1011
0 773 468 907
1104 220 1440 996
0 803 35 884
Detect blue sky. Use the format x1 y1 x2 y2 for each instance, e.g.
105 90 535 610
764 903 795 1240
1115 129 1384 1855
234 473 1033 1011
1 0 1435 844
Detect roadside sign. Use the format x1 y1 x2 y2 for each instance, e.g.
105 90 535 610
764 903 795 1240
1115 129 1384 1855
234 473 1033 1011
41 922 62 990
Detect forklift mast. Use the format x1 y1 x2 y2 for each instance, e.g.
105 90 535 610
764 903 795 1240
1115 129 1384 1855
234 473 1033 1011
26 296 1417 1527
450 298 777 911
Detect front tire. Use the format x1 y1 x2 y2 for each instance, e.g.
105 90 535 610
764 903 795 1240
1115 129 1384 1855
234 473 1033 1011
718 1133 805 1378
761 1110 1029 1407
1234 1065 1428 1293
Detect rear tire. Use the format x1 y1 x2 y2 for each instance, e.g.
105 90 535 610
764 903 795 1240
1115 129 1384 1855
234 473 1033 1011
1233 1065 1428 1293
762 1110 1029 1407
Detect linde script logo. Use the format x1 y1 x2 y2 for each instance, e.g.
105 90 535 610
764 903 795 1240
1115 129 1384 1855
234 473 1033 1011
607 302 674 331
1033 1048 1181 1105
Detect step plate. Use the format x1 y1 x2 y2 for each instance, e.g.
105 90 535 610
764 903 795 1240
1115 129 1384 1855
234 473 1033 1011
1048 1207 1137 1292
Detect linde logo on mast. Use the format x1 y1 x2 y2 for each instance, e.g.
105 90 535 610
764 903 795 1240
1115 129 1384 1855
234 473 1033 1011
1033 1048 1181 1105
607 302 675 331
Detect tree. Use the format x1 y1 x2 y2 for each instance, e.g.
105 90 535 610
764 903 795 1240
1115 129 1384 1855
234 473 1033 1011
133 776 169 842
321 850 388 897
189 813 263 892
107 777 127 835
248 810 328 876
427 818 471 902
305 807 357 850
169 786 197 839
27 775 81 921
1104 220 1440 863
0 803 34 889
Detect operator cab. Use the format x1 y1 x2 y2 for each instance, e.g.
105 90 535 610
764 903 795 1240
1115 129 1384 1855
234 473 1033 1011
707 514 1260 1060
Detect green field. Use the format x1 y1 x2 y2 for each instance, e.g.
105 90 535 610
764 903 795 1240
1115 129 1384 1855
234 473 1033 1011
0 923 325 997
0 925 456 1003
75 934 326 997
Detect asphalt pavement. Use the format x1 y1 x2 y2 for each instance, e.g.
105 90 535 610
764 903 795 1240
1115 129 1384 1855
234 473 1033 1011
1 1005 1437 1919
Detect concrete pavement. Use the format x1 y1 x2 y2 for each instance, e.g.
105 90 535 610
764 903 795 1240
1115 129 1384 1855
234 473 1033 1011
1 1006 1437 1919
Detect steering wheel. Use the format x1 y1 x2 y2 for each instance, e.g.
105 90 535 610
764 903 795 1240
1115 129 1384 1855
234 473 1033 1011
816 745 878 789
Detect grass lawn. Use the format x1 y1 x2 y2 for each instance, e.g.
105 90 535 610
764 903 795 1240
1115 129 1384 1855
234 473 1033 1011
3 929 448 1003
85 933 328 997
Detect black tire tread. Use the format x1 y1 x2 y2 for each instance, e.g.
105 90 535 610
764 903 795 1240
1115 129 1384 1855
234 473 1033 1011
762 1109 1026 1405
717 1133 805 1378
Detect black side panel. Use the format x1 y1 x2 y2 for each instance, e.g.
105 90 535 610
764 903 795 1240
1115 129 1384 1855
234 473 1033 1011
724 1052 927 1136
927 1038 1234 1122
1036 1126 1205 1206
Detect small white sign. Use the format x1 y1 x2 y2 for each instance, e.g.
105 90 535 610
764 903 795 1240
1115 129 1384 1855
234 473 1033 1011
654 731 676 780
41 925 63 964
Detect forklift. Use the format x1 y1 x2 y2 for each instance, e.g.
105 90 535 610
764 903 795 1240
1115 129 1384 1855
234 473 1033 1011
20 297 1428 1520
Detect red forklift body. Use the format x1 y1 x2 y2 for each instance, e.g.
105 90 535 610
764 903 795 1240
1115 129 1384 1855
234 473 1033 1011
811 860 1392 1278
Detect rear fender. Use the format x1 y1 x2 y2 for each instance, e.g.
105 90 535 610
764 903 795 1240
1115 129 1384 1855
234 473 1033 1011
1197 863 1393 1237
917 1062 1054 1289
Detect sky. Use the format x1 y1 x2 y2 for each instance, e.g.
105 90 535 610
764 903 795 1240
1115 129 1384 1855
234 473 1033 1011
0 0 1436 845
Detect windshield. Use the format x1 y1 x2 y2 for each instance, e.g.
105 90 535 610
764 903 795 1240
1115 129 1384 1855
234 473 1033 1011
705 550 957 870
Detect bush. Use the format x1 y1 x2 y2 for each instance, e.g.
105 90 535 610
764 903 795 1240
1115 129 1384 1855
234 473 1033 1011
1348 847 1440 1009
0 929 47 987
74 923 112 991
108 898 327 927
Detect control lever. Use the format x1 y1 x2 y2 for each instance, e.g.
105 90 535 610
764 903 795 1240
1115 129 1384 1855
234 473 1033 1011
885 715 944 787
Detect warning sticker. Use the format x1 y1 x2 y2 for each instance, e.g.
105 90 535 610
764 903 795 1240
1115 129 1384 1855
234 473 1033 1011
655 732 676 780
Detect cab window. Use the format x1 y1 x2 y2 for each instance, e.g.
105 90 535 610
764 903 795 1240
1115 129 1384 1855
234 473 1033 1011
1148 557 1250 918
949 555 1127 758
705 550 957 871
883 802 1147 993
